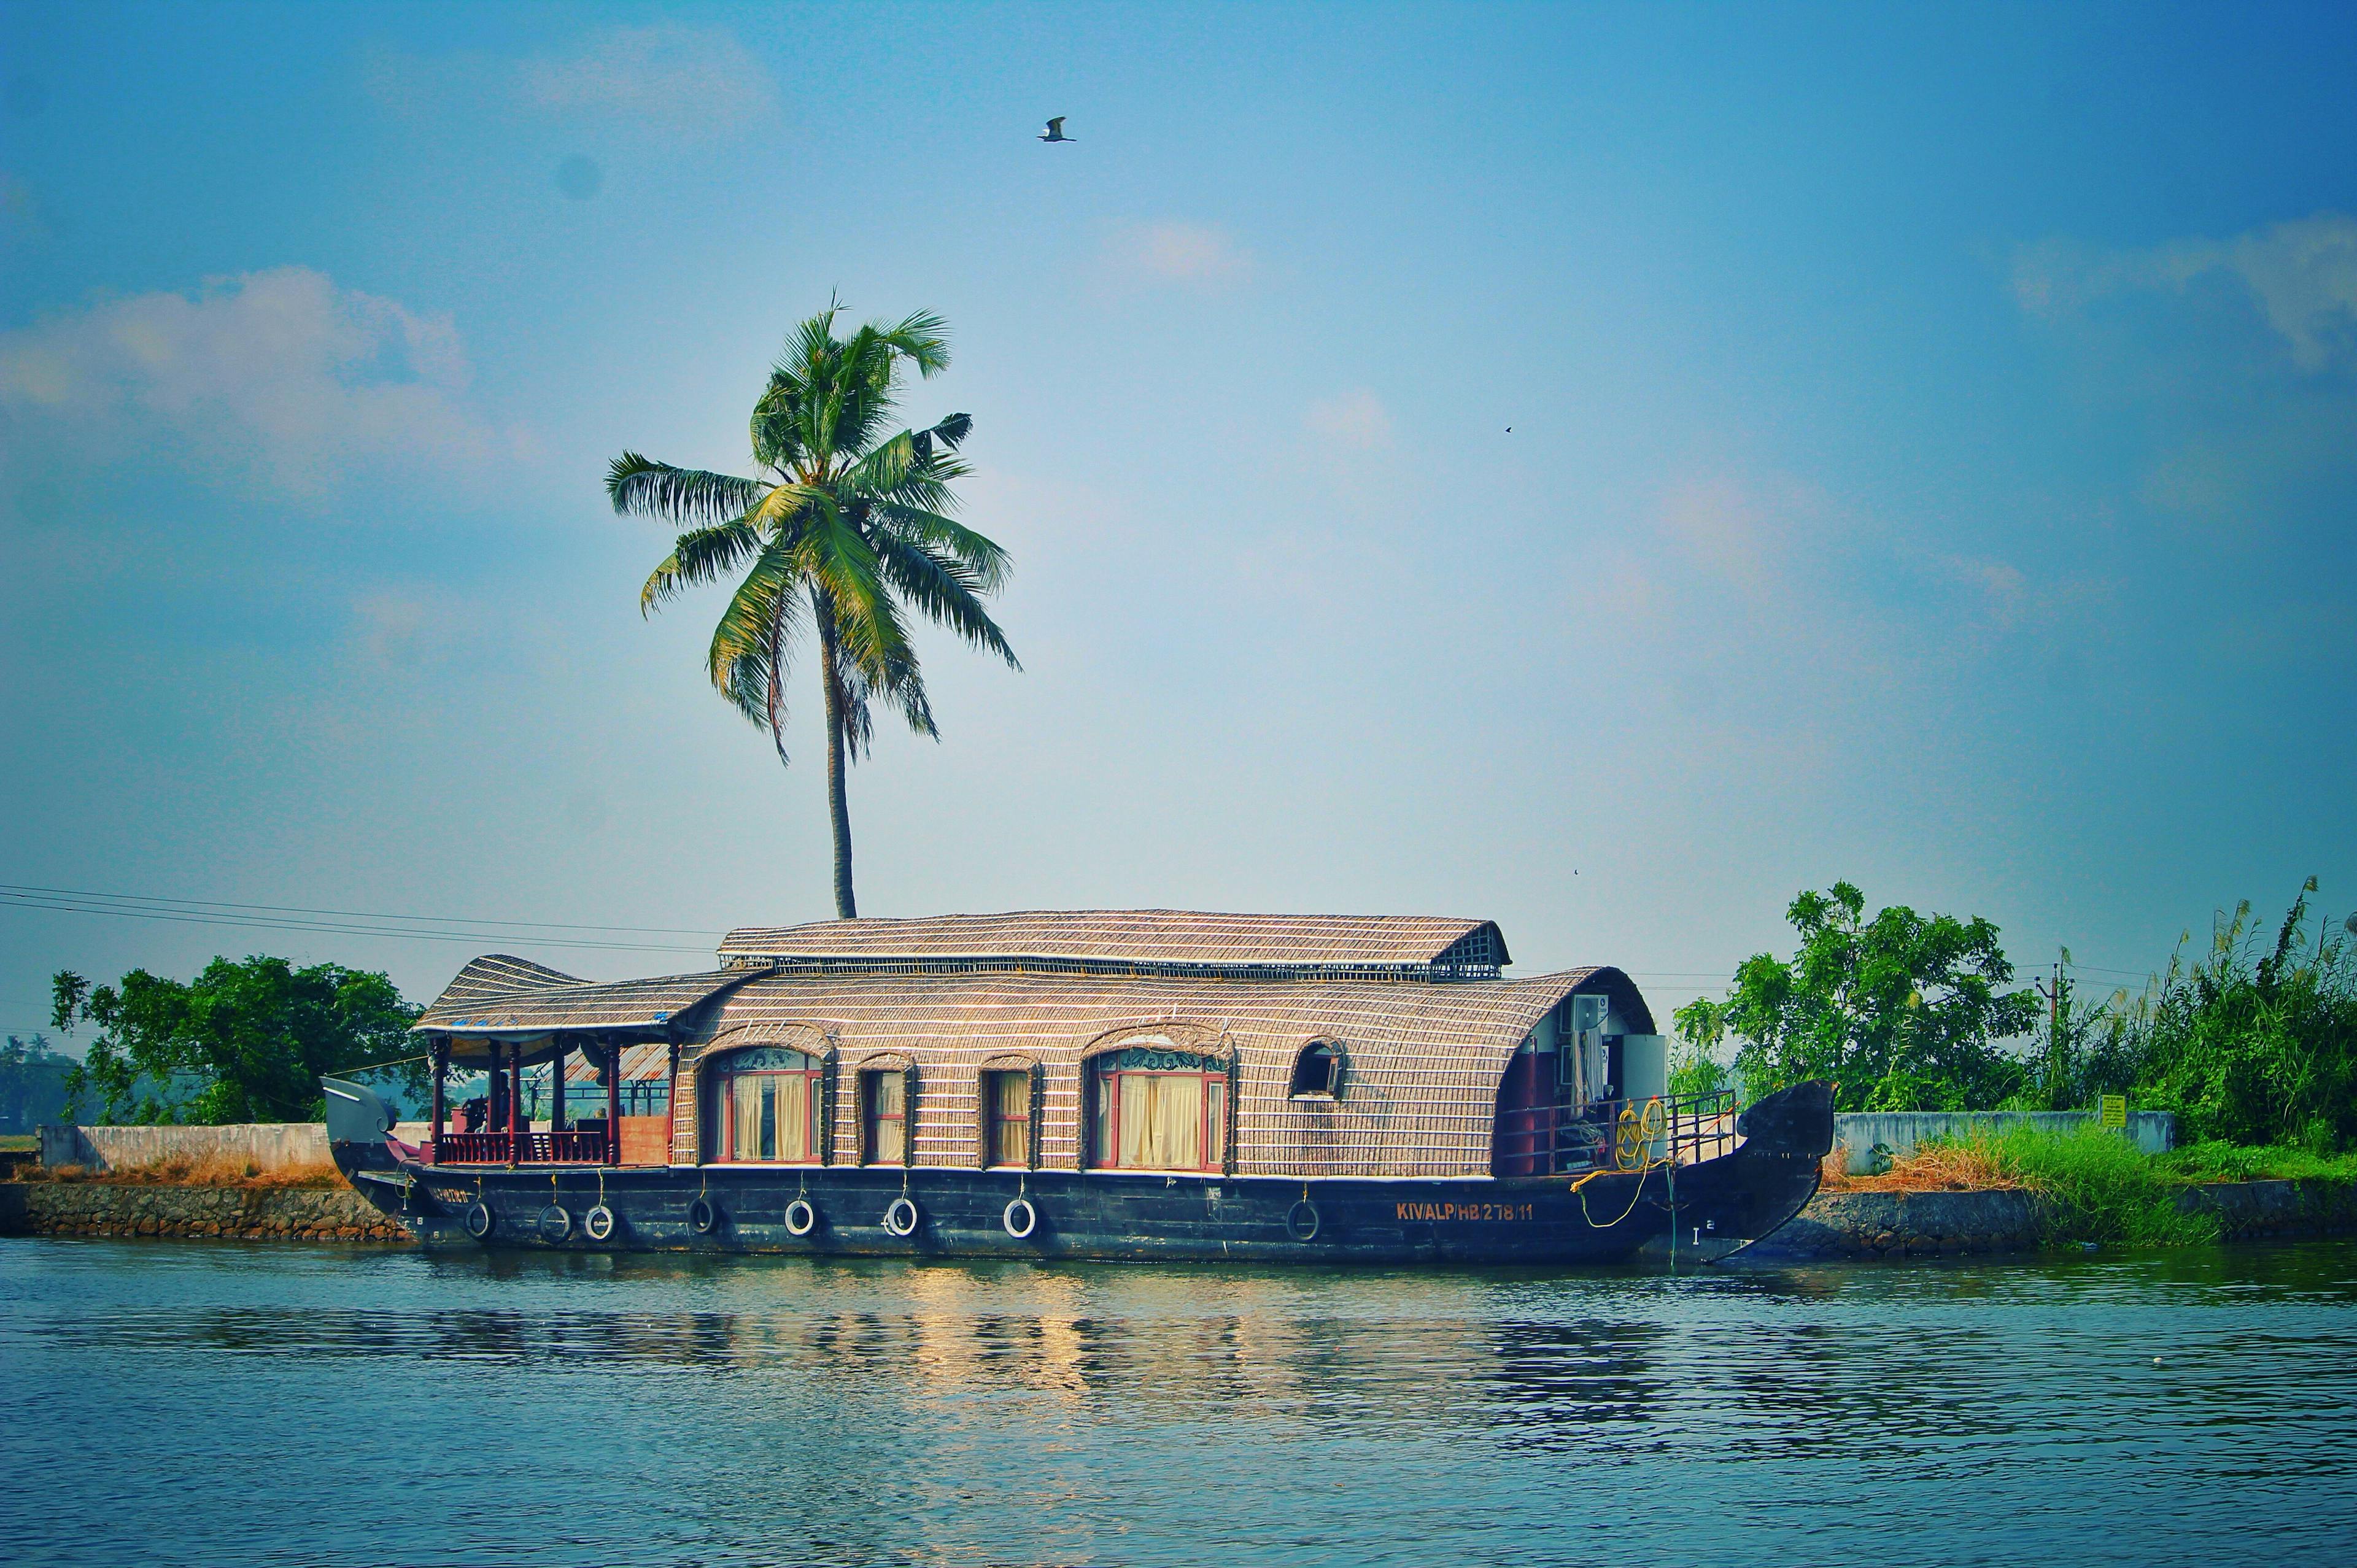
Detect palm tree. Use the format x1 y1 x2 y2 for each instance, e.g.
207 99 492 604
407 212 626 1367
608 306 1019 917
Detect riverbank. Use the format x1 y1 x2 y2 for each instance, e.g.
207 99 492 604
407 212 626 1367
0 1179 409 1241
1785 1124 2357 1257
1755 1178 2357 1260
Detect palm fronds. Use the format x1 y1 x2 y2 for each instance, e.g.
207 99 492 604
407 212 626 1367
610 304 1016 916
606 455 768 525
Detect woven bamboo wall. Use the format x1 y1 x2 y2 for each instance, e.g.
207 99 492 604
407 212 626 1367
660 967 1640 1179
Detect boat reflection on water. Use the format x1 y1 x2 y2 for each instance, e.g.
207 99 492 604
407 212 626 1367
10 1241 2357 1567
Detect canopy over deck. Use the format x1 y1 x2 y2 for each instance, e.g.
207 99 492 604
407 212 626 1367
415 956 751 1061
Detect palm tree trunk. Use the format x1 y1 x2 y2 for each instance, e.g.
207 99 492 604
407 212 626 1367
816 619 857 919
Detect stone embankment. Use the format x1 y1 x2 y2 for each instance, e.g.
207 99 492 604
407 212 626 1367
0 1181 410 1242
1762 1178 2357 1260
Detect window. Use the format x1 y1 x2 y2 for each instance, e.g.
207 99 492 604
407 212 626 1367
709 1047 821 1163
1289 1042 1342 1099
863 1069 908 1165
1089 1047 1226 1172
985 1069 1031 1168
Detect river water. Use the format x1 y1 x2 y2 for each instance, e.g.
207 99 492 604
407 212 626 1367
3 1238 2354 1567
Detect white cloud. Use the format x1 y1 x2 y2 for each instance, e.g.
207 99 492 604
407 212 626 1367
1930 552 2033 627
1305 388 1394 450
2014 212 2357 371
351 591 438 670
1653 472 1829 585
519 25 777 141
1107 222 1252 286
0 266 498 494
0 172 44 240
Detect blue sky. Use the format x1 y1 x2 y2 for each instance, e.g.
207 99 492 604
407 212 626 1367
2 1 2352 1043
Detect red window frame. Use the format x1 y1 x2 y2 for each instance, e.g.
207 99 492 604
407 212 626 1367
985 1069 1031 1168
711 1049 822 1164
1089 1051 1228 1173
862 1068 909 1166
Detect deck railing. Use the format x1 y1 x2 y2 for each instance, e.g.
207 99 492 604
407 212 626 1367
429 1129 610 1165
1495 1089 1740 1176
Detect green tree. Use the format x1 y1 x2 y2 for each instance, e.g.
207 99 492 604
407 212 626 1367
1673 881 2040 1111
1667 1034 1731 1100
0 1033 75 1133
608 305 1020 917
50 956 420 1124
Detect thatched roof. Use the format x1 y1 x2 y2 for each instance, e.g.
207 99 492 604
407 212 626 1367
425 954 582 1012
416 959 750 1043
718 910 1509 973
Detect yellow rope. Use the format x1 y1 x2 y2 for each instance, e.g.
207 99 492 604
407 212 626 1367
1576 1098 1674 1229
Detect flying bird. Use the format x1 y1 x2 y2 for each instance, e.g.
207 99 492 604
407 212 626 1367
1040 117 1074 142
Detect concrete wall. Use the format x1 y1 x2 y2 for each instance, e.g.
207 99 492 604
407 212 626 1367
1831 1110 2174 1173
36 1121 436 1173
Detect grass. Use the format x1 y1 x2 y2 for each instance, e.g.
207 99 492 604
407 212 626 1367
0 1134 36 1154
2158 1141 2357 1183
1827 1124 2221 1247
14 1155 343 1189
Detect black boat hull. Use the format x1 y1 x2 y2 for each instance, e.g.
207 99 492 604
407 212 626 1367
332 1083 1832 1267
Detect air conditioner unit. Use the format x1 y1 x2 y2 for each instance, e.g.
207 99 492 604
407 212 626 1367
1558 994 1612 1088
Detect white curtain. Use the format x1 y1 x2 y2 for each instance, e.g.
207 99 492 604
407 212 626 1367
869 1072 907 1164
1118 1073 1204 1170
773 1073 811 1162
993 1072 1029 1167
730 1073 768 1161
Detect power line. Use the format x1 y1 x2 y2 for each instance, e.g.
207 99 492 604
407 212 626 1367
0 887 720 956
0 883 722 938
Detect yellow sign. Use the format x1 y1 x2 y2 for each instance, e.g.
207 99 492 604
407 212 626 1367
2098 1094 2127 1129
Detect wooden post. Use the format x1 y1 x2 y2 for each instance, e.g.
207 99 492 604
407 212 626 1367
551 1037 568 1137
428 1040 447 1162
667 1041 681 1165
487 1043 507 1140
507 1042 524 1167
605 1042 622 1165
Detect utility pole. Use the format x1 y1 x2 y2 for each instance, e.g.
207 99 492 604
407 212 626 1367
2034 947 2065 1110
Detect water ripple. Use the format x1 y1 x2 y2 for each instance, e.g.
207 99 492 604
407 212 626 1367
2 1240 2354 1567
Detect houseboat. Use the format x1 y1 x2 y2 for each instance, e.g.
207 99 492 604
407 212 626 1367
325 911 1832 1264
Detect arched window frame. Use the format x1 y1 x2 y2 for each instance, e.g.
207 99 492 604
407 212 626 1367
1288 1040 1347 1101
702 1043 825 1165
1078 1024 1235 1176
